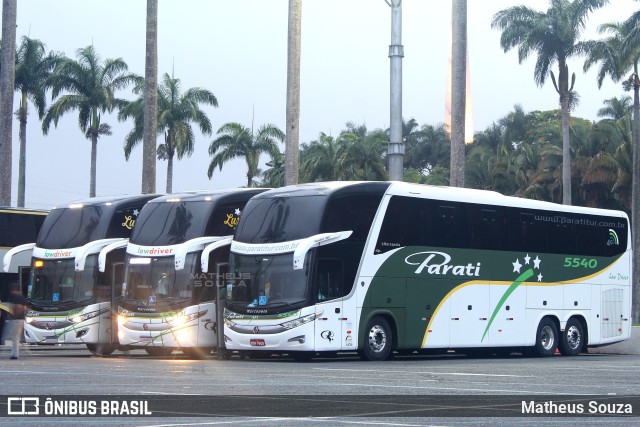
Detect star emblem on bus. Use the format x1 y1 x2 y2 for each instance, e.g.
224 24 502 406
483 253 543 342
513 254 543 281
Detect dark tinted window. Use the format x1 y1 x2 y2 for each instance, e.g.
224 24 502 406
37 207 107 248
234 195 326 243
321 195 381 241
469 206 509 250
425 200 469 248
0 212 46 247
373 196 627 257
205 202 245 236
509 212 547 252
131 201 213 245
316 194 383 298
375 196 427 254
107 207 142 239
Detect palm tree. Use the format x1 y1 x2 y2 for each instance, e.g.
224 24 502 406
300 132 346 182
404 123 451 176
14 37 62 207
0 0 17 205
339 122 387 180
208 122 284 187
450 0 467 188
260 150 285 187
142 0 158 194
285 0 302 186
492 0 609 205
42 45 139 197
120 73 218 193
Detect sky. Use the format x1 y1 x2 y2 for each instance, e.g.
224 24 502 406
6 0 638 209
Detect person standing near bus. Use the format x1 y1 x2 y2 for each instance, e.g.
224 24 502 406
3 283 27 359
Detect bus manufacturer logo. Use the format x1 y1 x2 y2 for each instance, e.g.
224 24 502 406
321 330 334 342
253 326 260 334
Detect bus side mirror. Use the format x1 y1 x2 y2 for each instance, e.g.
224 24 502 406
292 231 352 270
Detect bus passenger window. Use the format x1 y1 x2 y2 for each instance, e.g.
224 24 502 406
510 211 547 252
315 258 343 302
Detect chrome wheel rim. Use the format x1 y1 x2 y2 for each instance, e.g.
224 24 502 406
368 325 387 353
566 325 581 350
541 325 555 351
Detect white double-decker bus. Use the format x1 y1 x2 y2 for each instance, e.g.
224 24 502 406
116 189 266 358
223 182 632 361
8 195 158 356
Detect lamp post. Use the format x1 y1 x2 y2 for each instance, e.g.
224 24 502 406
385 0 404 181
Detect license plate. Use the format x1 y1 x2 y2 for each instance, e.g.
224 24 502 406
250 339 265 347
44 336 58 342
139 336 152 342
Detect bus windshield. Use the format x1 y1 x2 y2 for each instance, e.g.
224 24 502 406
123 254 198 306
131 202 213 246
30 256 97 305
234 195 326 243
37 207 106 249
227 252 310 310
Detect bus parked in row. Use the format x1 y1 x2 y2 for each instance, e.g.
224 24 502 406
1 207 48 295
222 182 631 361
6 195 159 355
116 189 266 358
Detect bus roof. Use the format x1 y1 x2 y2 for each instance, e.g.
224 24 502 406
386 181 628 219
250 181 391 198
248 181 627 220
0 207 48 215
145 188 268 204
51 194 161 210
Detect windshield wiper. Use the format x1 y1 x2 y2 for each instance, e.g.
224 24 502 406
268 301 301 312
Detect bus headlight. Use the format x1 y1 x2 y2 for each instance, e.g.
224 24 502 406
117 315 127 326
69 308 109 323
25 317 33 324
279 312 323 330
168 310 207 327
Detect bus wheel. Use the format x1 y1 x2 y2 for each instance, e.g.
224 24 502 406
533 318 558 357
145 347 174 357
362 316 393 361
86 343 116 357
558 318 584 356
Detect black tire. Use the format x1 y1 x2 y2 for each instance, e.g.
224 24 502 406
533 318 559 357
145 347 174 357
558 318 584 356
361 316 394 361
215 349 232 360
86 343 116 357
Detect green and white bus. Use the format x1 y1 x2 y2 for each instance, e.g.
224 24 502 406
223 181 631 361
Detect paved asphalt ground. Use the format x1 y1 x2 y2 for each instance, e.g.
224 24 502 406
1 345 639 426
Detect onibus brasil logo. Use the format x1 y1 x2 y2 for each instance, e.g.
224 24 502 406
481 254 543 342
